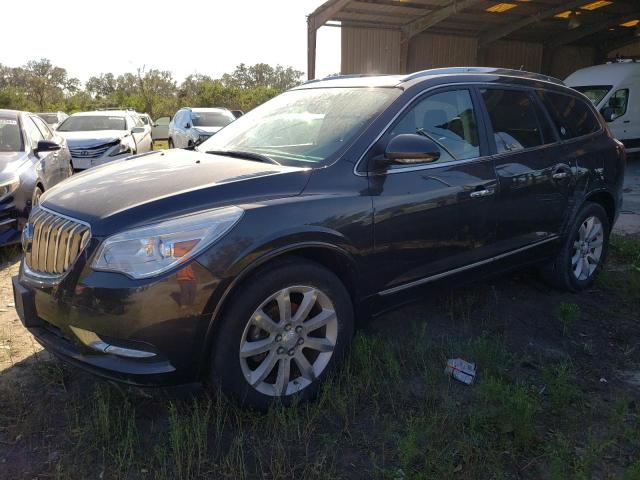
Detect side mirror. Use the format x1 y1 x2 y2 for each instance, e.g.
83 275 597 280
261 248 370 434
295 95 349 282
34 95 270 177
35 139 61 153
601 107 616 123
131 126 145 134
184 122 191 129
382 134 441 166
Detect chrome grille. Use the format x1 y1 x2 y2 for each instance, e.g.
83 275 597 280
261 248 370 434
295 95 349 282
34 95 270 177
69 143 113 159
24 208 91 276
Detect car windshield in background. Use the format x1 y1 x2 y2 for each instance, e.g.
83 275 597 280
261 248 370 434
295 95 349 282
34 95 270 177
57 116 126 132
198 87 401 166
0 118 23 152
37 113 59 125
573 85 612 105
192 112 234 128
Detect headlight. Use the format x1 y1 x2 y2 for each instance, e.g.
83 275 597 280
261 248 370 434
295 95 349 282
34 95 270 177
92 206 243 279
0 176 20 200
109 140 132 157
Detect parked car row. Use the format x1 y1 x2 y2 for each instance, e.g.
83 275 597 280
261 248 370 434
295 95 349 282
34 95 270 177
11 67 625 410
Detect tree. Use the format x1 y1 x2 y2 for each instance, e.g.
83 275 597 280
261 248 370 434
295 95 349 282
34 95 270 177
221 63 303 90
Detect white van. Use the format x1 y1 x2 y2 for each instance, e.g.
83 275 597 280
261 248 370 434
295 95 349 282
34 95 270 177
565 60 640 153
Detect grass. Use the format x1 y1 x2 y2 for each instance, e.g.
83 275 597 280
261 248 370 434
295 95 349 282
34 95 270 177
1 236 639 479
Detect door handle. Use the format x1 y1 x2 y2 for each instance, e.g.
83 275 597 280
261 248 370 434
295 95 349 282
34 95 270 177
470 189 494 198
552 172 569 180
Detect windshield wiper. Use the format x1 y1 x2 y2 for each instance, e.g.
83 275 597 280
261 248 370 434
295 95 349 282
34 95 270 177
204 149 280 165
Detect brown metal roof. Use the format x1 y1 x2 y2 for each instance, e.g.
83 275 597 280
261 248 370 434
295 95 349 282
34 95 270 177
309 0 640 51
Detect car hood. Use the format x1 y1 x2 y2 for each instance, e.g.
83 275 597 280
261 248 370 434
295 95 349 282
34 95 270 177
193 126 223 134
57 130 127 148
0 151 29 181
40 149 311 236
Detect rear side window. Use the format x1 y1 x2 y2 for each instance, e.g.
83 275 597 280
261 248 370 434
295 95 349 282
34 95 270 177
537 91 600 140
481 88 542 153
390 89 480 162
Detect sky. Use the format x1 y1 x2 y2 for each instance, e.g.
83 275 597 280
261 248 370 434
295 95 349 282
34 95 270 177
1 0 340 84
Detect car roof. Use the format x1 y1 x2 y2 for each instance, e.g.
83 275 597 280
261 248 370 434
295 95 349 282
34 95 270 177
295 67 565 90
0 109 22 118
70 110 131 117
186 107 231 113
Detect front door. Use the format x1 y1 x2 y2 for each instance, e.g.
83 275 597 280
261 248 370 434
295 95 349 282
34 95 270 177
368 87 498 294
602 87 639 149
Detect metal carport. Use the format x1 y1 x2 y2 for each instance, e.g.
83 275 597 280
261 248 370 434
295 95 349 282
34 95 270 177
307 0 640 80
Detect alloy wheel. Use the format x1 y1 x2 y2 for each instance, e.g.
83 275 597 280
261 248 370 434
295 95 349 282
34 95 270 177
239 285 338 397
571 215 604 281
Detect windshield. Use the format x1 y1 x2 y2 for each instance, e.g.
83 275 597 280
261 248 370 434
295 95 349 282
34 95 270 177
0 118 23 152
573 85 612 105
58 116 126 132
37 113 59 125
192 112 234 128
198 87 400 166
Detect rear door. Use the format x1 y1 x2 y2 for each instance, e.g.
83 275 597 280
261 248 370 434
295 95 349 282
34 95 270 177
367 86 499 294
478 86 574 252
152 116 170 140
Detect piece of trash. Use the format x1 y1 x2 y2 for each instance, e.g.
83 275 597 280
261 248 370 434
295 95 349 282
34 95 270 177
600 377 608 383
445 358 476 385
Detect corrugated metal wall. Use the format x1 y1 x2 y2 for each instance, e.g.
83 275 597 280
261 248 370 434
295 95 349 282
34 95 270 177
341 27 402 74
483 39 543 72
407 33 477 72
550 46 597 80
341 27 595 80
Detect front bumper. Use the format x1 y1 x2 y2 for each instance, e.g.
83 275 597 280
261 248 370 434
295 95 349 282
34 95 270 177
12 255 221 386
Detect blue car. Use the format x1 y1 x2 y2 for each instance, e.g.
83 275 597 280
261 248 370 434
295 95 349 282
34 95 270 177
0 109 73 245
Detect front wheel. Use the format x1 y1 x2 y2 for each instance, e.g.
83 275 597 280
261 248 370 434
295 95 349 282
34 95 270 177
209 259 354 409
168 138 174 149
543 202 610 291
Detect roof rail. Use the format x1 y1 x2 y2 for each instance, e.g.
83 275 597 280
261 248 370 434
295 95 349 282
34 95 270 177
302 73 384 85
401 67 565 86
97 107 136 111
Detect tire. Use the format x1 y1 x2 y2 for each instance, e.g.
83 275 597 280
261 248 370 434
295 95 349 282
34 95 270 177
168 138 174 149
150 140 155 151
31 186 43 208
67 163 74 177
209 258 354 410
542 202 610 291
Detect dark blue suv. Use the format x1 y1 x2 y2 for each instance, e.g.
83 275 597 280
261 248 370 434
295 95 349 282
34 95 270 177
12 68 624 409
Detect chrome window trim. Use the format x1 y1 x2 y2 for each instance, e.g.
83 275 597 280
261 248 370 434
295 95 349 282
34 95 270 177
354 81 604 177
378 235 559 296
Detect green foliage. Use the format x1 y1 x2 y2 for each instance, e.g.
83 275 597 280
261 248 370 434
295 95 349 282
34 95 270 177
0 59 303 118
558 301 580 335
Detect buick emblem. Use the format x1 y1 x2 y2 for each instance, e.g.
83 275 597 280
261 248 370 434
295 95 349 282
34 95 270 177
21 223 33 253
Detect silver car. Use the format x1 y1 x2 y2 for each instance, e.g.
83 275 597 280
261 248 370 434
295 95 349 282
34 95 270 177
168 107 235 149
35 111 68 130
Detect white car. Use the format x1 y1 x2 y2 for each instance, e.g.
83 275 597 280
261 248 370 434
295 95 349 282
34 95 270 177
566 60 640 153
56 110 153 170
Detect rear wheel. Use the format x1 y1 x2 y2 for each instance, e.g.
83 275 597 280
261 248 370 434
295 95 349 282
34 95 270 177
543 202 610 291
209 259 354 410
